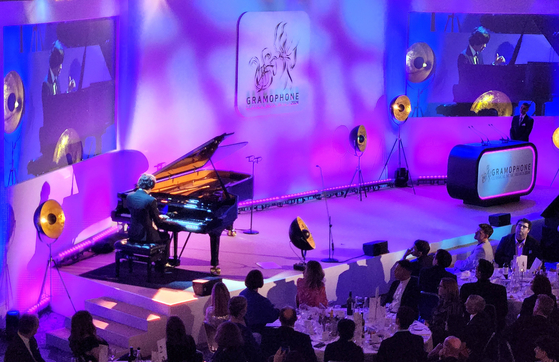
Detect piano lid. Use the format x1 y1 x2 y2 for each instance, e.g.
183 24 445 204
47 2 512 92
153 133 245 180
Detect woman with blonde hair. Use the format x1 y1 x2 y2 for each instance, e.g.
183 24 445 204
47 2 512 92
205 282 230 328
296 260 328 308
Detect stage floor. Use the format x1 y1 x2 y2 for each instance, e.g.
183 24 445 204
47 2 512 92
61 183 559 287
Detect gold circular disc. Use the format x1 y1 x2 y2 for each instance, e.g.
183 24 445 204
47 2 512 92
36 199 65 239
53 128 83 165
470 91 513 116
406 42 435 83
296 216 315 249
553 127 559 149
391 95 412 122
4 71 25 134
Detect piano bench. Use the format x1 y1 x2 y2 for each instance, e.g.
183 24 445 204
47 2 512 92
114 239 166 282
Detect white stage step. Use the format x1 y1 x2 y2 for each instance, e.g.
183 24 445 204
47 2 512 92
85 296 165 331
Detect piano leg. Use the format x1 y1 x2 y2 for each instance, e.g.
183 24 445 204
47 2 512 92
209 231 221 267
169 231 180 266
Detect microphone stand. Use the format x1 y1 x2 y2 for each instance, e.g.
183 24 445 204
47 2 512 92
244 155 262 235
317 165 338 263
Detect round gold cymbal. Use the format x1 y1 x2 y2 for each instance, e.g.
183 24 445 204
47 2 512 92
406 42 435 83
470 91 513 117
4 71 25 134
296 216 315 249
349 125 368 152
53 128 83 165
552 127 559 150
34 199 65 239
391 95 412 122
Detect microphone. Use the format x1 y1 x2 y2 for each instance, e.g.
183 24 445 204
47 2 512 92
470 125 490 145
488 123 510 142
468 126 486 145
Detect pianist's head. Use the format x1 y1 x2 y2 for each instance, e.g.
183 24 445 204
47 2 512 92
469 26 490 52
49 40 65 76
137 173 156 192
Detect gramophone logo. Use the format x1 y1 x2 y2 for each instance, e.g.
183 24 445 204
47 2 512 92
236 11 309 117
481 164 491 183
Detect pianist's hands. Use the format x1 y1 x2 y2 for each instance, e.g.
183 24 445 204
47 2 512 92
68 76 76 92
160 214 169 220
493 53 505 65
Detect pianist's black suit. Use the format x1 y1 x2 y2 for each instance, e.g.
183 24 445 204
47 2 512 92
126 188 169 243
458 46 485 67
510 114 534 142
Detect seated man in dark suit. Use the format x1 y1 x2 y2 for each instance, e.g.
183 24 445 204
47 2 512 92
461 295 492 361
382 260 420 313
261 307 317 362
427 336 462 362
419 249 456 293
495 218 540 269
5 314 45 362
505 294 559 362
126 173 171 271
324 319 364 362
377 306 426 362
460 259 508 330
402 239 434 277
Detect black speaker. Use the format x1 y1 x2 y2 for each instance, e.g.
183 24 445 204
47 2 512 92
6 310 19 341
363 240 389 256
542 194 559 228
394 168 409 187
192 277 222 296
489 213 511 227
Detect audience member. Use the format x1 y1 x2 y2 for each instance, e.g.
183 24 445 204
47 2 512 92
495 218 541 269
68 310 108 362
534 335 559 362
4 314 45 362
260 307 317 362
427 336 462 362
382 260 420 313
429 278 465 346
377 306 426 362
228 296 264 362
166 316 201 362
240 269 280 333
212 321 247 362
505 295 559 362
520 274 557 318
205 282 231 329
461 295 492 362
323 319 364 362
296 261 328 308
402 240 434 276
459 259 508 330
455 223 494 271
419 249 456 293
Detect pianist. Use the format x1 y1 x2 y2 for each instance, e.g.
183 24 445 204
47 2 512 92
127 173 171 271
42 40 76 100
458 26 505 68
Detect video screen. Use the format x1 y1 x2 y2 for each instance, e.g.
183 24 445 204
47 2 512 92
3 17 116 186
407 13 559 117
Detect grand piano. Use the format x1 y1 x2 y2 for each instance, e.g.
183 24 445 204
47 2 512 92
452 14 559 116
111 133 253 267
28 18 116 176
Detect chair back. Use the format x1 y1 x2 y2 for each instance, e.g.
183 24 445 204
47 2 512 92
484 303 497 333
418 291 440 321
203 322 218 353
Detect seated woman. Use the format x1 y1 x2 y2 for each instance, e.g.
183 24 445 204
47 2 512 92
520 274 557 317
428 277 465 346
68 310 108 362
296 261 328 308
239 269 279 333
166 316 201 362
205 282 231 329
211 321 247 362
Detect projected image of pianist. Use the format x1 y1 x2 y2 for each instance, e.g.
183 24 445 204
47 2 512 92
458 26 505 68
42 40 75 100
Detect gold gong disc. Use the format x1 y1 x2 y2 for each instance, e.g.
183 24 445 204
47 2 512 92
53 128 83 165
391 95 412 122
349 125 368 152
34 199 65 239
553 127 559 149
296 216 315 249
406 42 435 83
470 91 513 117
4 71 24 134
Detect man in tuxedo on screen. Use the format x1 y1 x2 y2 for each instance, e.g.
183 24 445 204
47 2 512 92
510 102 534 141
458 26 505 68
42 40 75 101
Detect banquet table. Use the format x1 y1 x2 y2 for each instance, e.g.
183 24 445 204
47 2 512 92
268 308 432 362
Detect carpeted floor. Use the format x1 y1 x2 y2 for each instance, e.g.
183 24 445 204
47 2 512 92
79 262 213 290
